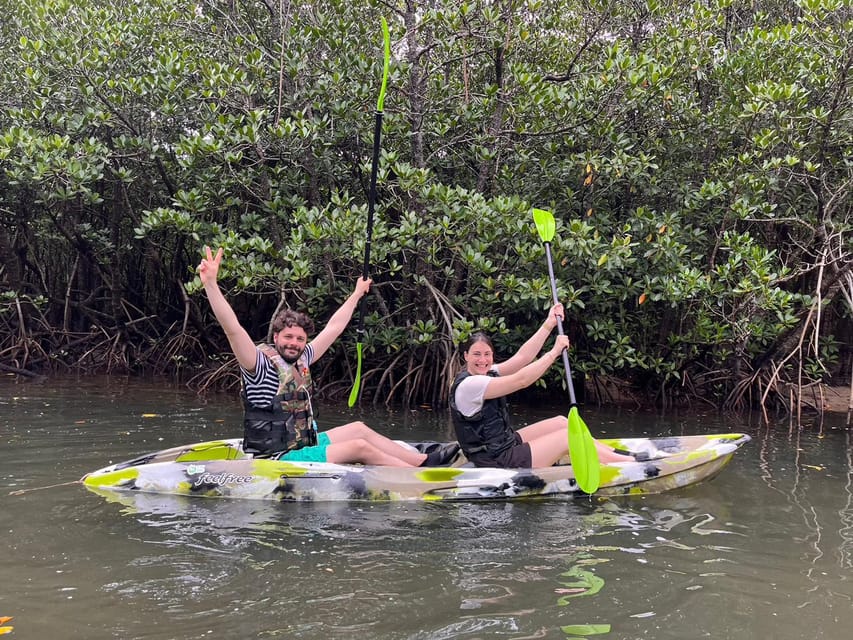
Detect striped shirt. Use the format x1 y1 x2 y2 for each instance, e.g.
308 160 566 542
241 344 315 408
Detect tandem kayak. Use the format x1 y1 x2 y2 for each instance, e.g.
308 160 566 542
82 433 750 502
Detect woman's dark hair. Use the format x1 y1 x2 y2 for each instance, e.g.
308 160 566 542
272 309 315 335
461 332 494 354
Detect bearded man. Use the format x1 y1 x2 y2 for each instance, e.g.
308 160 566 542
198 246 436 466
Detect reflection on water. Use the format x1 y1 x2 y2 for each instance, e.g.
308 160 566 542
842 431 853 571
1 378 852 639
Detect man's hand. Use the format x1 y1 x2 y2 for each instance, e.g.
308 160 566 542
198 246 223 287
354 276 372 298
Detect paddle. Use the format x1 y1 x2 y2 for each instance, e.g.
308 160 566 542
348 18 391 407
532 208 600 493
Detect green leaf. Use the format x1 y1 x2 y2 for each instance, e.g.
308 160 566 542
560 624 611 636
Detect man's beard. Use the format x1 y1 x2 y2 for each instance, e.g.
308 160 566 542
277 345 304 364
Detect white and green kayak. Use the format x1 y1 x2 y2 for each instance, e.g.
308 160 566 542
82 433 750 502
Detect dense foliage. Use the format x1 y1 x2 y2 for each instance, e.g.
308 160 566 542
1 0 850 415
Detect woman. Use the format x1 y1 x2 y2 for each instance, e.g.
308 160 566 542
450 304 632 468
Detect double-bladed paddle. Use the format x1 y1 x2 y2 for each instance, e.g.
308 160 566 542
532 208 600 493
349 17 391 407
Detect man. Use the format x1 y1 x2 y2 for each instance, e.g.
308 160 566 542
198 246 436 466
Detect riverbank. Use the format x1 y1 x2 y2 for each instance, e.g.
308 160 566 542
823 385 852 413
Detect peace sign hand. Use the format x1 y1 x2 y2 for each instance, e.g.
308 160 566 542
198 246 223 287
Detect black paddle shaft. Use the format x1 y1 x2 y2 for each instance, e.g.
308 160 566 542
543 241 578 406
355 110 384 337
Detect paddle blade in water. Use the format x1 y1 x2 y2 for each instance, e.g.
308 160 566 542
568 406 600 493
348 342 364 407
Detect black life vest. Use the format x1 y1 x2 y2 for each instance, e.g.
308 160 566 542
449 370 516 459
242 344 317 457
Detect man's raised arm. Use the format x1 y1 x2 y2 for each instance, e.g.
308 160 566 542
309 277 371 361
198 246 258 372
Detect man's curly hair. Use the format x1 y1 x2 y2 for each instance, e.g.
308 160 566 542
271 309 315 335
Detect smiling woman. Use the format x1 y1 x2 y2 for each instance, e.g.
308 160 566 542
449 308 633 470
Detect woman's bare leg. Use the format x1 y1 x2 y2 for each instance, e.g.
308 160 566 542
523 418 634 467
517 416 566 442
527 429 572 467
595 442 634 463
325 421 427 466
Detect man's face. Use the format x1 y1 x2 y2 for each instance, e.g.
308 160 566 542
274 326 309 363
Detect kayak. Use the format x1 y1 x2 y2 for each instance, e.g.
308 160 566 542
82 433 750 502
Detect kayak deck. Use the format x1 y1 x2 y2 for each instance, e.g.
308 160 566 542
82 433 750 502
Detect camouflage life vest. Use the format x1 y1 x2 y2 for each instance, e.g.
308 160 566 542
242 344 317 456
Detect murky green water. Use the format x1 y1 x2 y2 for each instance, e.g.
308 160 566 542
1 377 851 639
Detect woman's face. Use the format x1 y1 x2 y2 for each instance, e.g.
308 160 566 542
464 339 494 375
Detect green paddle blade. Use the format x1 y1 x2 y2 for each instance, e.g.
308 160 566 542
568 406 600 493
348 342 364 407
377 17 391 111
532 208 556 243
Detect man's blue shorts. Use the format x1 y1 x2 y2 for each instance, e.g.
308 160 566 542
277 432 331 463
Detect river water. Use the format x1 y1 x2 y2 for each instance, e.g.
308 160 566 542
1 377 851 639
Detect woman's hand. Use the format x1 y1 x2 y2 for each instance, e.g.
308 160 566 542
550 334 570 358
544 303 565 330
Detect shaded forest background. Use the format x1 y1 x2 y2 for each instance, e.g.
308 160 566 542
0 0 850 418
